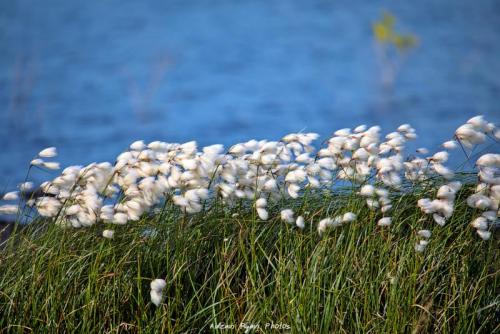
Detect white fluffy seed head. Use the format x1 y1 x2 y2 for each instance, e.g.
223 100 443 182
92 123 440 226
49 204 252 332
433 164 454 179
255 198 267 208
130 140 146 151
476 229 491 241
39 147 57 158
342 212 357 223
467 115 487 130
471 217 488 230
442 140 458 150
419 239 429 247
150 278 166 292
257 207 269 221
2 191 18 201
280 209 294 224
102 229 115 239
287 183 300 198
476 153 500 168
482 211 497 221
354 124 367 133
416 148 429 155
433 214 446 226
0 204 18 215
113 213 129 225
317 218 332 235
65 204 80 216
19 182 34 192
415 243 426 253
377 217 392 227
381 205 392 213
150 289 163 306
417 230 432 239
296 216 305 229
359 184 375 197
431 151 449 163
31 158 44 166
42 162 60 170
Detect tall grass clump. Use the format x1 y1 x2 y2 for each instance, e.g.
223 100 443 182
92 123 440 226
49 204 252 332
0 115 499 333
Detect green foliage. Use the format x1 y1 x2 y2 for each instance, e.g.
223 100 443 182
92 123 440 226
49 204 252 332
0 189 498 333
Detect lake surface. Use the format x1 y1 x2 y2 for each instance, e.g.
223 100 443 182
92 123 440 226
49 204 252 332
0 0 499 186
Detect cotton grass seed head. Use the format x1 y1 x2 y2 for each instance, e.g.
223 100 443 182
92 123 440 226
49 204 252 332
150 289 163 306
38 147 57 158
102 229 115 239
2 191 19 201
417 229 431 239
342 212 357 223
377 217 392 227
296 216 305 229
442 140 458 150
42 162 60 170
280 209 294 224
0 204 19 215
476 229 491 241
19 182 34 192
150 278 166 292
257 207 269 221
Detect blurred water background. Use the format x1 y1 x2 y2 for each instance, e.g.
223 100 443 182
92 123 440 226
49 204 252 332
0 0 499 187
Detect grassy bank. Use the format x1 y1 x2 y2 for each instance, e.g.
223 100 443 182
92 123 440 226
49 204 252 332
0 188 498 333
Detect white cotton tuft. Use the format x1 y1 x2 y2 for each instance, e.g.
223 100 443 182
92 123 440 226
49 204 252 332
317 218 332 235
31 158 44 166
476 229 491 241
150 278 167 306
150 290 163 306
471 217 488 230
432 151 449 163
417 230 431 239
39 147 57 158
354 124 367 133
42 162 60 170
433 214 446 226
257 207 269 221
442 140 458 150
102 229 115 239
342 212 357 223
419 239 429 247
359 184 375 197
296 216 305 229
467 115 487 129
476 153 500 168
280 209 294 224
287 183 300 199
130 140 146 151
113 213 129 225
65 205 80 216
2 191 19 201
255 198 267 208
415 239 429 252
415 243 426 253
19 182 34 192
433 164 454 179
0 204 18 215
377 217 392 227
150 278 167 292
482 211 497 221
381 205 392 213
416 148 429 155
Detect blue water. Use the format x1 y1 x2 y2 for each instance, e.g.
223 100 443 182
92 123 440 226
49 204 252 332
0 0 499 186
